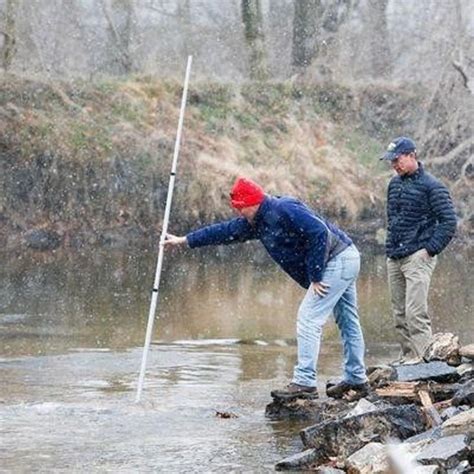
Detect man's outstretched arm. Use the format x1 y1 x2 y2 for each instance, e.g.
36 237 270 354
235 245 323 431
163 218 257 249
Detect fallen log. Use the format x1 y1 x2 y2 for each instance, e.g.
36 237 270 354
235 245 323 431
375 381 461 404
375 381 419 400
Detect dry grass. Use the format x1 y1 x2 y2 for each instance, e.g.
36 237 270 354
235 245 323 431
0 76 389 230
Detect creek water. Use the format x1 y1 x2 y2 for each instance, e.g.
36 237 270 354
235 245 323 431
0 244 472 472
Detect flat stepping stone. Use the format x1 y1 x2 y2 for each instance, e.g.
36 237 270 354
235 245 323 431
395 361 459 383
266 396 349 421
415 434 470 469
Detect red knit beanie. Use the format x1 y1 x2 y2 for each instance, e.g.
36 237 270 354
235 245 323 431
230 177 265 209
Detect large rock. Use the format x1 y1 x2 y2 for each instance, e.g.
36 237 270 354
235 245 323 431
415 434 470 469
422 333 461 365
394 361 460 383
300 404 427 458
275 448 324 471
344 398 378 418
456 362 474 380
452 379 474 407
404 427 443 444
345 438 439 474
265 395 349 421
439 406 469 422
367 365 396 387
345 442 388 473
275 449 346 472
459 344 474 360
441 408 474 437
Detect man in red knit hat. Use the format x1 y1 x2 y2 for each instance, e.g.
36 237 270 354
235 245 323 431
164 177 368 399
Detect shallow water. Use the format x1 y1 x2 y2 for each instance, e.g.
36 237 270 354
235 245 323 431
0 244 472 471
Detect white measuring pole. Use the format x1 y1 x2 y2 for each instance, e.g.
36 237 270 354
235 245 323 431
135 56 193 403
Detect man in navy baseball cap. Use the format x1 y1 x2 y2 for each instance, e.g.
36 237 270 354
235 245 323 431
380 135 456 365
381 136 416 161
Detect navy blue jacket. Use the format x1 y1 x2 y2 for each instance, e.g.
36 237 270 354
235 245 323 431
386 163 456 259
186 196 352 289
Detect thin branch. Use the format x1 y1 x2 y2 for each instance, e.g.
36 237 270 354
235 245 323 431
431 136 474 165
452 60 474 94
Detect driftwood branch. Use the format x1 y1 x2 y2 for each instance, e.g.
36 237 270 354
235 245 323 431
375 381 459 405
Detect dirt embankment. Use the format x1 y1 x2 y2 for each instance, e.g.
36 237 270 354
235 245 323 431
0 77 425 250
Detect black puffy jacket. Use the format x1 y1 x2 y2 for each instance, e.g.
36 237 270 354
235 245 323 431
386 162 456 259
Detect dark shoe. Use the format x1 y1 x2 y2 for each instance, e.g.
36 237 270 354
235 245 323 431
271 383 319 400
326 381 370 399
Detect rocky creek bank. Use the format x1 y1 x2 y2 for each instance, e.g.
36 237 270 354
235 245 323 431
268 333 474 473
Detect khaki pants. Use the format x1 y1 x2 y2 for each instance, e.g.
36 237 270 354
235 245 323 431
387 249 437 359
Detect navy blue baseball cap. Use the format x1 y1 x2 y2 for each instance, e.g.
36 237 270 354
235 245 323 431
381 137 416 161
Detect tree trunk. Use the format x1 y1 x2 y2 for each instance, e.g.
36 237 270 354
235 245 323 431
291 0 322 70
315 0 353 80
102 0 135 74
177 0 192 59
241 0 268 81
367 0 392 79
1 0 19 71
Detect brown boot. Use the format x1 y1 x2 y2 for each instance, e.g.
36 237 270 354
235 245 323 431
326 381 370 400
271 383 319 400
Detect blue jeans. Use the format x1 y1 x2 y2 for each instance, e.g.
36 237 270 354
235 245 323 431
292 245 367 387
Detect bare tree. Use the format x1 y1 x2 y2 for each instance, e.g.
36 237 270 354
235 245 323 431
241 0 268 81
321 0 353 33
416 0 474 235
102 0 135 75
451 1 474 97
1 0 18 71
291 0 322 71
177 0 192 59
367 0 392 79
302 0 355 81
